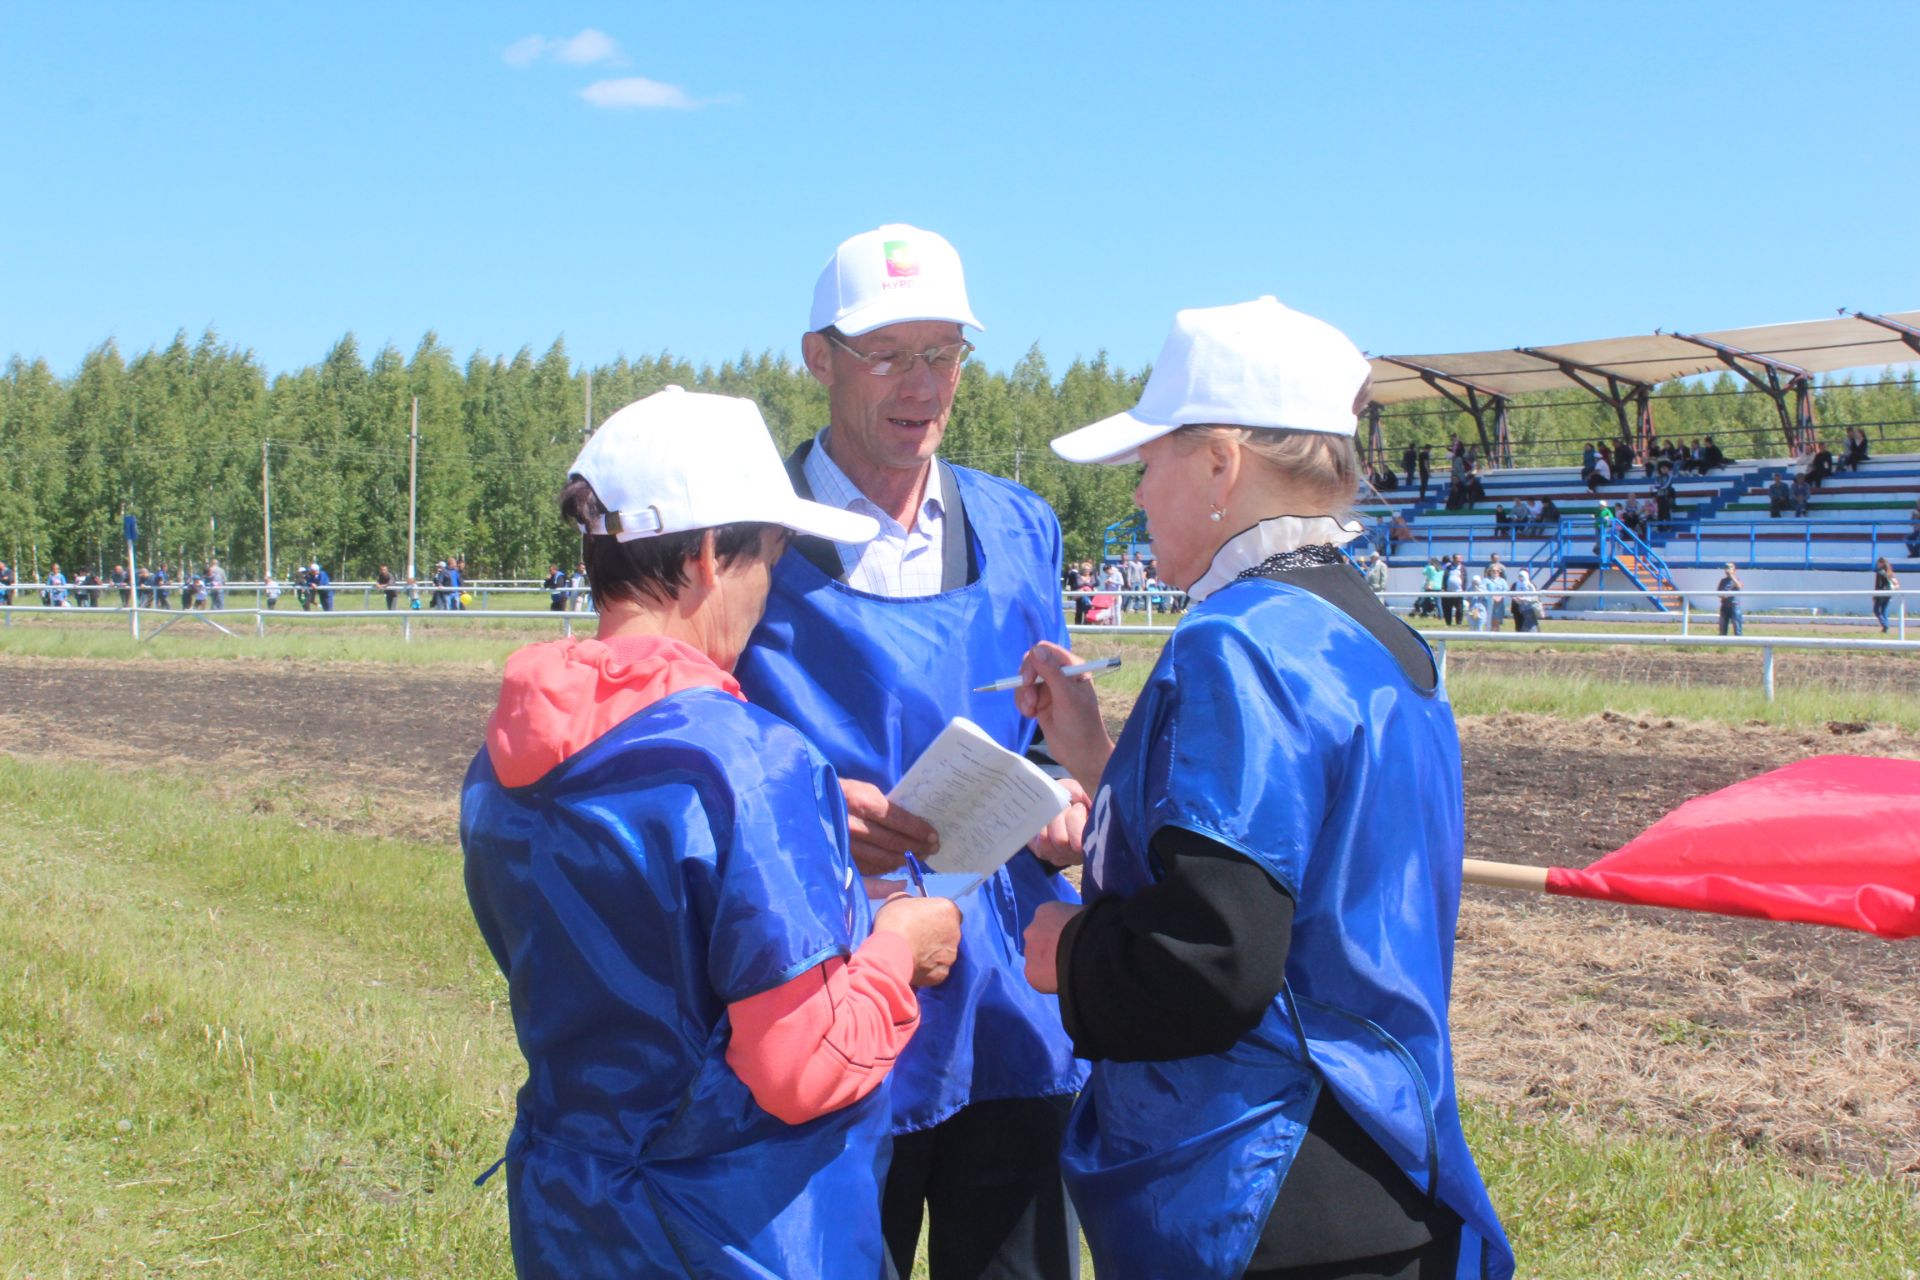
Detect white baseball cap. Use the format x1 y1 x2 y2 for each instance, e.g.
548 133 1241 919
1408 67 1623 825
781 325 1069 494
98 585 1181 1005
1051 296 1372 465
810 223 984 338
569 387 879 544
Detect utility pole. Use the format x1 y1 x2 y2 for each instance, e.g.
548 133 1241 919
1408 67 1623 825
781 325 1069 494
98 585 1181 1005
262 440 273 585
407 397 419 583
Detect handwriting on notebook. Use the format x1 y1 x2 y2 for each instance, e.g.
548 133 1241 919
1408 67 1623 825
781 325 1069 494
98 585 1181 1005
887 717 1071 880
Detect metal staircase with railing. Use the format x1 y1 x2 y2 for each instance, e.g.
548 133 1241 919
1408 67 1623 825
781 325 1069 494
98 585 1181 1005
1525 517 1681 611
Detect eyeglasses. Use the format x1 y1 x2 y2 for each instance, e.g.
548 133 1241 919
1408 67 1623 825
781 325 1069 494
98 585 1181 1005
825 332 974 378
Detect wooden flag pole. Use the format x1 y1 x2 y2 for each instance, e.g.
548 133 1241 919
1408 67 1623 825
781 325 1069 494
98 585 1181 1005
1462 858 1551 893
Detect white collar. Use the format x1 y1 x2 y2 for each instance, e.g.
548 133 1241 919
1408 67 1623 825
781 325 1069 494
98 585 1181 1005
810 428 943 527
1185 514 1366 603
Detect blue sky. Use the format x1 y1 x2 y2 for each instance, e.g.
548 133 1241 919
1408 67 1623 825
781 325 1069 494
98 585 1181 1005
4 1 1916 381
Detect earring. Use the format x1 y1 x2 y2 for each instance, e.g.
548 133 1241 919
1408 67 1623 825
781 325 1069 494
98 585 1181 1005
1208 507 1223 522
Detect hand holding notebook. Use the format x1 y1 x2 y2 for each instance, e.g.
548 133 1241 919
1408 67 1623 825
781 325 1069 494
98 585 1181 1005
884 717 1072 893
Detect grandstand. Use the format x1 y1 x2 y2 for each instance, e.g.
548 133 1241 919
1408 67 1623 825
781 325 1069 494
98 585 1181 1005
1370 452 1920 615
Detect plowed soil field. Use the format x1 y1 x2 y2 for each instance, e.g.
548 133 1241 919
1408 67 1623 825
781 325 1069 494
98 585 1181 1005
3 653 1915 1183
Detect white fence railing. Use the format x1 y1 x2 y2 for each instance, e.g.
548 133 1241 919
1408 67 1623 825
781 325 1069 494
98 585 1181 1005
4 584 1917 702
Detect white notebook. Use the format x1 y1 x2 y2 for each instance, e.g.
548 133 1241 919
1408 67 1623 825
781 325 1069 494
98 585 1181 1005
884 717 1072 893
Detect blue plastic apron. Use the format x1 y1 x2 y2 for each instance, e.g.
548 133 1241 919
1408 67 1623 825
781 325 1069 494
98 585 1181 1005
1063 580 1514 1280
735 458 1086 1132
462 688 891 1278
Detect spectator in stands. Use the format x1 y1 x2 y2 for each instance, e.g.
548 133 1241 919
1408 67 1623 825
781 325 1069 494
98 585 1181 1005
1594 500 1616 553
1401 442 1418 490
1441 554 1466 627
1449 436 1468 487
1872 557 1900 633
1417 443 1433 499
1790 473 1812 517
1492 503 1509 529
1584 450 1611 492
1539 496 1561 530
1716 563 1744 637
1612 438 1633 480
1807 439 1834 489
1701 436 1728 471
1766 473 1790 518
1443 475 1466 512
1370 462 1399 491
1580 442 1598 479
1655 461 1678 522
1905 499 1920 558
1510 570 1543 632
1841 426 1871 473
1618 500 1644 536
1388 511 1412 546
1415 556 1442 618
1463 462 1487 506
1643 438 1660 480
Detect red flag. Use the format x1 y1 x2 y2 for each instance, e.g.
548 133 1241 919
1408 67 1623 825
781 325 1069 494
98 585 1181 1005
1545 755 1920 940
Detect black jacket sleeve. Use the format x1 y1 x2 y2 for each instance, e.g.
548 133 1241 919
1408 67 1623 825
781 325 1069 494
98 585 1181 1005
1057 825 1293 1063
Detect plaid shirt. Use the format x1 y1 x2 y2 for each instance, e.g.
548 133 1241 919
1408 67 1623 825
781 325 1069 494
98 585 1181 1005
802 433 947 598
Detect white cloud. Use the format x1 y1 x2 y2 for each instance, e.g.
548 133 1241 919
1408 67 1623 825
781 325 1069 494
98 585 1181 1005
502 35 547 68
579 77 701 110
554 29 621 65
503 28 624 69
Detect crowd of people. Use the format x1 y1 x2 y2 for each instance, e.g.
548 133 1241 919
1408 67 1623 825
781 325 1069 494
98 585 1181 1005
1062 551 1184 623
1403 552 1544 631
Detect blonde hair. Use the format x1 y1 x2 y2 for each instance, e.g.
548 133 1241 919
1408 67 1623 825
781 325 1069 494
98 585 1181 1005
1171 424 1360 522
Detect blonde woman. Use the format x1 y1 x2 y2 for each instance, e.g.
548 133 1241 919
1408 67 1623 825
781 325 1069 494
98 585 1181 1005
1014 299 1511 1280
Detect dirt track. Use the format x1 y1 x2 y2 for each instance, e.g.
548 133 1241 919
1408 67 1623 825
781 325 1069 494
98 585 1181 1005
2 653 1916 1182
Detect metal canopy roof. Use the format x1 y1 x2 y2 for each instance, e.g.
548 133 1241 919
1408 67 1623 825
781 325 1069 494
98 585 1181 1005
1367 310 1920 408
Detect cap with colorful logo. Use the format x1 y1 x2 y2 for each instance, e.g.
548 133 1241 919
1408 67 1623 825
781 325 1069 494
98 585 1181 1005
810 223 984 338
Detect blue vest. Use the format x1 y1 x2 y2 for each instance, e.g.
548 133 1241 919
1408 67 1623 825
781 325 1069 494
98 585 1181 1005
1064 580 1514 1280
735 462 1087 1132
461 689 891 1279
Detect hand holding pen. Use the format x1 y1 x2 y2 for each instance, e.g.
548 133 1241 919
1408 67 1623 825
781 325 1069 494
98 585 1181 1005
974 655 1121 693
1011 642 1117 795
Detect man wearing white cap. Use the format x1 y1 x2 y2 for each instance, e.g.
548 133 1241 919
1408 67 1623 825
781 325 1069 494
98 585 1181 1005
735 226 1087 1280
1013 298 1513 1279
462 387 962 1277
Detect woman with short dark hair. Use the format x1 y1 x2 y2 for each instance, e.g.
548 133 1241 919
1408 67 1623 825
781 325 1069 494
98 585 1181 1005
462 388 961 1278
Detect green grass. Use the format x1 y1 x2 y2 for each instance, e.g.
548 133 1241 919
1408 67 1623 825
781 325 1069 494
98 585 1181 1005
0 755 516 1274
3 754 1917 1276
1466 1105 1920 1278
1441 669 1920 732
